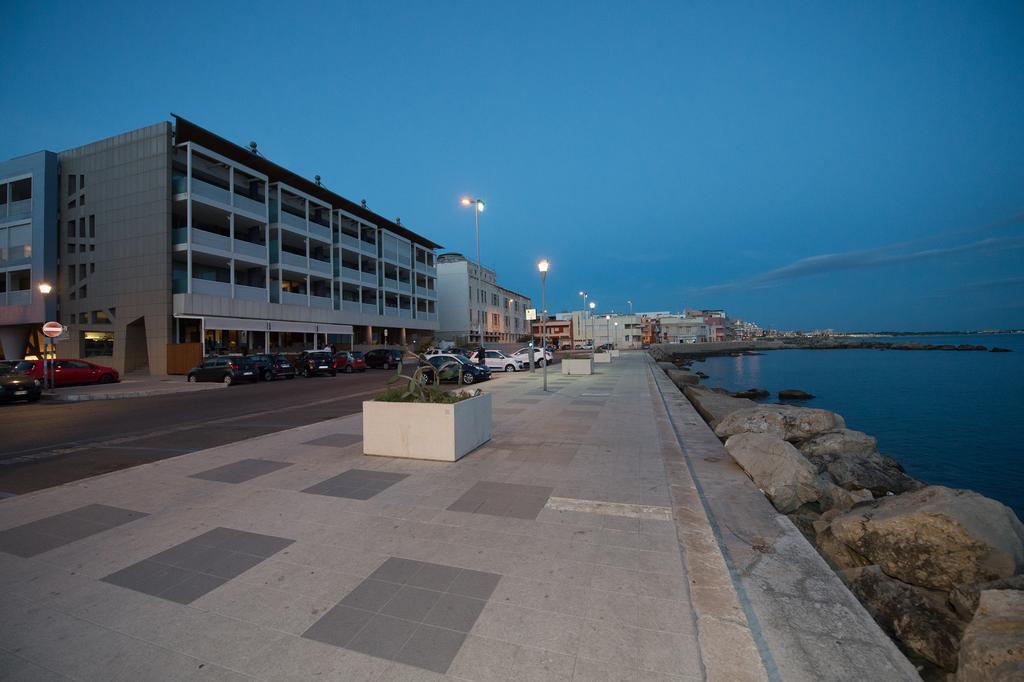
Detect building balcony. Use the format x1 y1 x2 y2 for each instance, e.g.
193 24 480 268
0 290 31 306
309 258 331 276
310 295 332 310
362 303 379 315
192 278 231 297
384 306 399 317
398 309 412 319
233 193 266 218
309 222 331 243
1 199 32 222
234 283 267 302
361 271 377 286
416 311 438 321
382 277 399 291
415 261 437 276
279 251 308 270
190 177 232 206
417 289 437 300
360 241 377 256
398 281 412 294
280 290 308 306
233 238 267 261
340 233 361 250
340 266 361 283
279 208 306 233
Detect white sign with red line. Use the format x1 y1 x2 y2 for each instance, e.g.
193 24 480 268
42 321 66 338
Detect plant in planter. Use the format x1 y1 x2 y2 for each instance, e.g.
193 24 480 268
363 355 493 461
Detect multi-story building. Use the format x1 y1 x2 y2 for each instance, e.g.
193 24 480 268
436 253 530 344
686 308 727 342
0 116 442 373
659 316 710 344
530 316 573 349
555 311 644 348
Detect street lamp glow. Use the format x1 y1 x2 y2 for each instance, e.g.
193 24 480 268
460 197 472 206
460 196 486 344
589 301 596 310
38 282 52 295
476 200 485 212
537 259 549 273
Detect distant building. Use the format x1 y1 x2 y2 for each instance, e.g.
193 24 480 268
531 315 573 349
558 311 644 348
436 253 531 344
659 316 709 343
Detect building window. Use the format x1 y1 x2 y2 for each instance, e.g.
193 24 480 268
491 293 498 306
92 310 110 324
82 331 113 357
79 193 85 206
79 174 85 189
67 220 75 237
11 178 31 202
68 266 76 284
90 263 95 274
67 243 75 254
79 264 86 281
79 217 85 237
89 215 95 238
67 175 77 195
492 313 499 326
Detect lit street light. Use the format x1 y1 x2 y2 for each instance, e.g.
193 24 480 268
461 196 486 346
589 301 596 358
37 281 54 389
578 291 588 350
537 259 549 392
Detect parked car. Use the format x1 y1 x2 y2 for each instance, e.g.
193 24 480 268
364 348 404 370
9 358 120 386
0 364 42 403
187 357 258 385
574 342 594 350
334 351 367 373
597 343 615 352
246 354 296 381
510 346 554 368
417 354 491 385
295 351 337 377
465 349 523 372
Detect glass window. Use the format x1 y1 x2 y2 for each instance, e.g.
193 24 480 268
10 178 31 202
67 220 75 237
89 215 95 238
82 331 114 357
68 266 76 284
0 184 6 205
67 175 77 195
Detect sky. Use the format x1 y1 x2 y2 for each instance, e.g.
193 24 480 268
3 1 1023 331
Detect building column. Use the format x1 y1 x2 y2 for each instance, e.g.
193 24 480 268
400 328 407 346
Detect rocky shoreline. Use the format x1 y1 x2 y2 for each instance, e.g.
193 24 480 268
651 354 1024 680
654 337 1012 361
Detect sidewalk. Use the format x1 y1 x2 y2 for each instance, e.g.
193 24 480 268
45 374 224 402
0 353 916 680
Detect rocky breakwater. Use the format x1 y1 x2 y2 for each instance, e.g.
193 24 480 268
673 378 1024 679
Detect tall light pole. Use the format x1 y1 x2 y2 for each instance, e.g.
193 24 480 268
605 314 611 349
461 196 485 346
38 282 53 389
538 259 549 392
614 321 619 348
578 291 588 350
588 301 596 358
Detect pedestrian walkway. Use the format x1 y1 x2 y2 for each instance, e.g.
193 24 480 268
45 374 224 402
0 353 916 680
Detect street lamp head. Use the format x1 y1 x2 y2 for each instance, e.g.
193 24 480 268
579 290 586 296
460 197 472 206
589 301 596 309
38 282 52 295
605 315 610 320
537 259 549 273
476 200 485 212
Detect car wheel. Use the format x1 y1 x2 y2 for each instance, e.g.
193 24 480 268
462 372 475 385
98 374 115 384
187 374 197 383
223 374 233 385
263 370 274 382
419 373 432 386
504 364 515 372
345 365 354 374
538 359 546 367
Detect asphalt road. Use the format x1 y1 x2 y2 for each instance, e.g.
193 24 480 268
0 367 512 496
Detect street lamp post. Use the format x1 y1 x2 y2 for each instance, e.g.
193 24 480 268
461 197 486 346
578 291 587 350
605 315 611 349
38 282 53 389
537 260 549 391
614 321 619 348
588 301 596 358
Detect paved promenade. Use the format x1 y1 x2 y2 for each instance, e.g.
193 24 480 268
0 353 916 680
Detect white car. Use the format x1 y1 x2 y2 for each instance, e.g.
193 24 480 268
511 347 553 368
467 349 523 372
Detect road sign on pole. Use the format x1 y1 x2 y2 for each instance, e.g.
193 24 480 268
42 321 65 338
526 308 537 321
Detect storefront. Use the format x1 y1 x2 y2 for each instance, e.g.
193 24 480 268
173 315 353 355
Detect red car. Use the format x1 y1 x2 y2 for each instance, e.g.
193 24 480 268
333 351 367 373
9 358 120 386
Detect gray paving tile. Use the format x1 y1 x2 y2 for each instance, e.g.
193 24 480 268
302 433 364 448
303 469 408 500
0 504 148 558
447 481 554 520
217 530 294 558
407 563 462 592
369 557 426 585
73 503 149 527
341 578 403 611
448 569 502 600
395 625 467 674
423 593 487 632
102 559 194 595
0 528 70 558
303 603 374 647
206 551 265 578
381 585 443 621
160 572 228 604
189 458 293 484
346 614 418 660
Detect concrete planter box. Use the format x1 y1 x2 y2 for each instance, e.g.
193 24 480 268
561 358 593 375
362 393 492 462
609 350 621 358
594 352 612 363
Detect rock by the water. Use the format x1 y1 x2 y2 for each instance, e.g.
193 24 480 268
778 389 815 400
665 368 700 389
830 486 1024 591
813 509 871 571
695 371 709 379
799 429 877 458
732 388 769 399
956 589 1024 681
682 385 756 428
990 347 1012 353
843 565 965 672
724 433 824 513
802 448 923 497
714 405 846 442
949 575 1024 620
656 361 677 373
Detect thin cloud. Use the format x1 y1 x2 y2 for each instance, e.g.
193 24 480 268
923 276 1024 298
689 232 1024 295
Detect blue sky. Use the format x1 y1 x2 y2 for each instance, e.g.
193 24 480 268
3 1 1023 331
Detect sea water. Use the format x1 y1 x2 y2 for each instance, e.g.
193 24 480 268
690 334 1024 519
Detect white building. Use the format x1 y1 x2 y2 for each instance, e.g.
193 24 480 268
559 311 644 348
436 253 531 344
659 315 709 344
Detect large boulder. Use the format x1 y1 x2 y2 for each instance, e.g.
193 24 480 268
801 448 923 497
714 405 846 442
656 361 677 373
957 589 1024 680
813 509 871 571
665 368 700 389
778 389 814 400
949 575 1024 620
843 565 965 672
682 385 756 428
799 429 877 458
830 486 1024 591
724 433 824 513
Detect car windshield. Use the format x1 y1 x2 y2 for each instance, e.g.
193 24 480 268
352 352 364 358
11 361 34 372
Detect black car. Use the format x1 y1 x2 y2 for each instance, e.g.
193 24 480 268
187 357 258 385
0 365 42 403
364 348 404 370
296 351 337 377
247 354 296 381
418 354 491 385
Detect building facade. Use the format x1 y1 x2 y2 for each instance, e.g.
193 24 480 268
436 253 530 344
0 116 442 373
659 316 710 343
557 311 644 348
530 316 573 349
